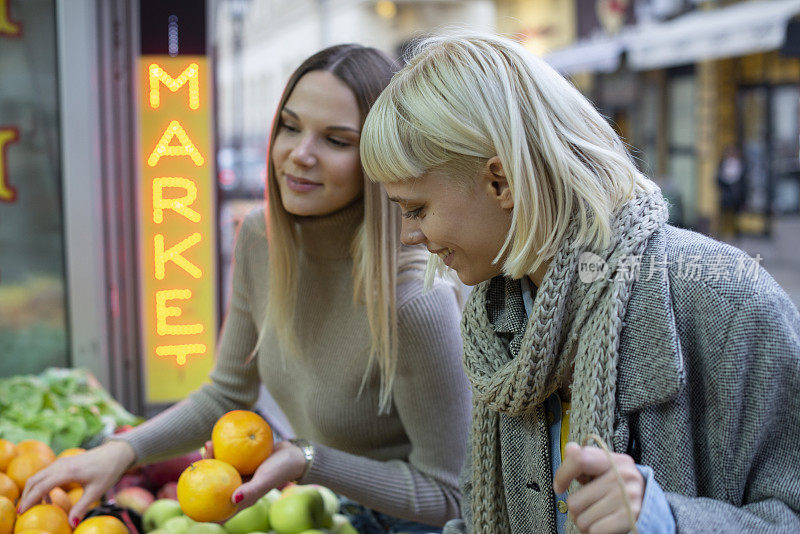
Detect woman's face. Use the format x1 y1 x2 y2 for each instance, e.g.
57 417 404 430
271 70 364 217
384 161 514 286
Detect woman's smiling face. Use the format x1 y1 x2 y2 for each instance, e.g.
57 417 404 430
271 70 364 217
384 160 514 286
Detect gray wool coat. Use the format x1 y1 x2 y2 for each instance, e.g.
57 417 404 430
445 225 800 533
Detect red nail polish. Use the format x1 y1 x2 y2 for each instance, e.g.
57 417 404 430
234 493 243 503
16 507 20 514
72 517 80 527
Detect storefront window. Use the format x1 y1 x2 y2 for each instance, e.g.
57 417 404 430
667 74 697 227
772 85 800 214
0 0 69 376
740 87 770 215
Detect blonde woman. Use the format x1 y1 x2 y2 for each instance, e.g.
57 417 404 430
361 33 800 534
19 44 470 532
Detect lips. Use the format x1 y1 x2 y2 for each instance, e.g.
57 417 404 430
285 173 322 192
431 248 455 267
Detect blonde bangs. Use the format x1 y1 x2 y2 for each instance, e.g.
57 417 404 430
360 89 426 184
362 32 658 280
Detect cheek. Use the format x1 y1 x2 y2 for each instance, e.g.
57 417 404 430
270 137 289 168
328 153 363 190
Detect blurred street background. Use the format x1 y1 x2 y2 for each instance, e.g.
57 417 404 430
1 0 799 415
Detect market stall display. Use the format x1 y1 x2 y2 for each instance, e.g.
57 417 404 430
0 397 357 533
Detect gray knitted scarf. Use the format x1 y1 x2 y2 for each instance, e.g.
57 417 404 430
461 190 668 533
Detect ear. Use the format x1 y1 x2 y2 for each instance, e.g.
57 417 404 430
483 156 514 210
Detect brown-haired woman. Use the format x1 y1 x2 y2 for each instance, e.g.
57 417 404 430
19 44 470 533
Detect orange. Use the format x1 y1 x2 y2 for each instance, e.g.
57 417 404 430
55 448 84 460
45 488 71 513
13 504 70 534
211 410 273 475
14 531 50 534
14 443 54 465
0 440 16 472
0 495 14 534
73 515 128 534
177 459 241 522
65 488 99 510
66 488 82 507
0 474 19 504
6 454 52 492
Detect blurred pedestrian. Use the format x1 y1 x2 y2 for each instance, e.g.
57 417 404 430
361 32 800 534
717 144 746 238
19 44 470 533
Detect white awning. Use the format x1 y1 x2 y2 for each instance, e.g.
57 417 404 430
625 0 800 70
544 36 625 76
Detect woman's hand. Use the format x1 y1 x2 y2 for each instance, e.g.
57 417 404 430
17 440 137 527
553 442 644 534
203 439 306 511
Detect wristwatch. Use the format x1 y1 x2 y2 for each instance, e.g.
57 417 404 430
288 438 315 481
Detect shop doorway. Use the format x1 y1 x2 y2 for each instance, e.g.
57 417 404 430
738 84 800 235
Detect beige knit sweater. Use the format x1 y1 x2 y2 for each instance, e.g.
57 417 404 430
115 201 471 525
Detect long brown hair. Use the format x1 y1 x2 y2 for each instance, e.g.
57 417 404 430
261 44 419 413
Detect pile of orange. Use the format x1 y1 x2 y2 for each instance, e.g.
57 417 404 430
0 438 113 534
177 410 273 522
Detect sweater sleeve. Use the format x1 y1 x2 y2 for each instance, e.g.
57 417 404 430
664 288 800 532
111 211 265 464
302 281 471 526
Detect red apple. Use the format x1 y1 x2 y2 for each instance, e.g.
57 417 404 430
157 482 178 500
113 473 150 493
114 486 156 516
141 451 202 488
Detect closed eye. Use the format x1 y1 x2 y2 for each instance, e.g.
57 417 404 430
327 137 352 148
402 207 422 220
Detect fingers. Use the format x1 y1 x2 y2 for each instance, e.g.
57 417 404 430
18 460 76 513
581 509 639 534
230 483 257 511
568 473 639 529
554 442 606 493
228 443 301 510
202 440 214 459
68 482 105 527
561 452 644 534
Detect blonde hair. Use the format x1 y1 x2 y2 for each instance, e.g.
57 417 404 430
260 44 426 413
361 32 656 278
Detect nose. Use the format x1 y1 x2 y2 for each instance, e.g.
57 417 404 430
289 135 316 168
400 218 425 246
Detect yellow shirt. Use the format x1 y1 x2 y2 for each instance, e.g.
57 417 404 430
560 401 571 460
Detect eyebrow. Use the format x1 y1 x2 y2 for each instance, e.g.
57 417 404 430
282 107 361 134
388 196 411 205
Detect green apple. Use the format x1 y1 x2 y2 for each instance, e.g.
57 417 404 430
261 488 282 505
186 523 228 534
143 498 185 531
303 485 340 516
297 530 328 534
161 515 195 534
331 514 358 534
281 485 339 517
224 498 271 533
270 490 333 534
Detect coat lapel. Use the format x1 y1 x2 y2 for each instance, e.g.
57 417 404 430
616 229 685 414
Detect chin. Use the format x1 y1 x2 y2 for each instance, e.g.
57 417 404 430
456 265 502 286
279 196 322 217
456 270 484 287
